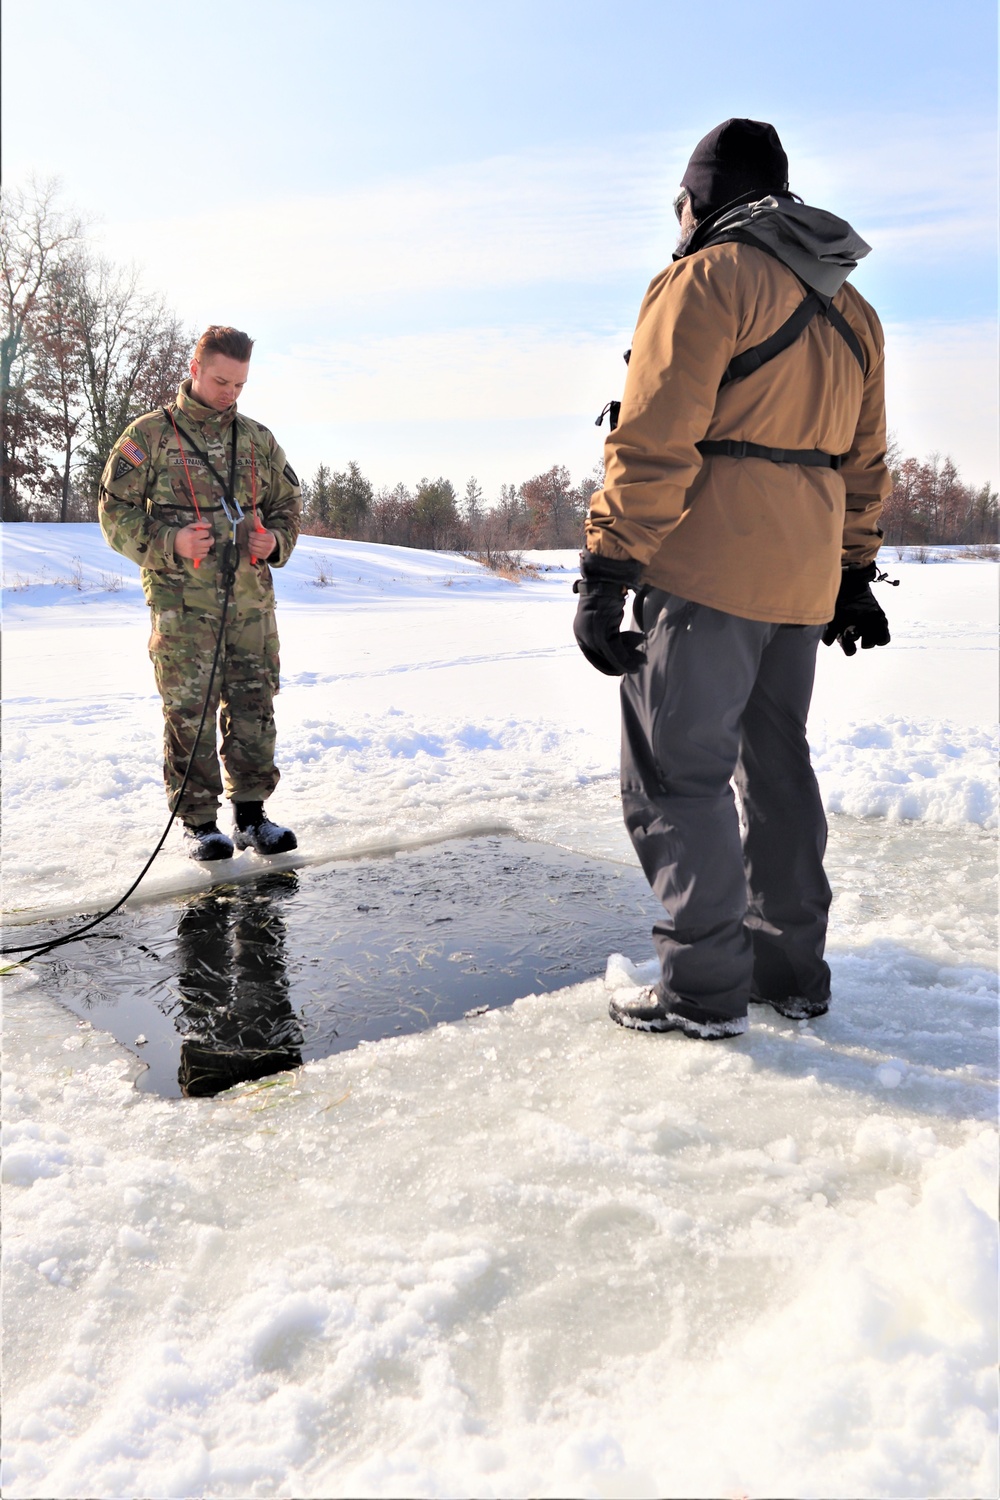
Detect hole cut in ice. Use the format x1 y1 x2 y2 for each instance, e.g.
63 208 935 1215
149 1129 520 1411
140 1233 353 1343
26 836 661 1099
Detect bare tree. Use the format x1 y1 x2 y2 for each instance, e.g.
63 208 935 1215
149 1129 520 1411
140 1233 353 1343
880 447 998 546
33 255 86 520
521 464 587 547
366 482 415 545
486 482 532 549
72 256 191 507
0 178 85 518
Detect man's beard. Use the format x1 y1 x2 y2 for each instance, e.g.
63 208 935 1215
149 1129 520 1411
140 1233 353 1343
675 223 698 255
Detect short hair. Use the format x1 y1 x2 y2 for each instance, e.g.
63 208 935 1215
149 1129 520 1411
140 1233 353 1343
194 326 254 363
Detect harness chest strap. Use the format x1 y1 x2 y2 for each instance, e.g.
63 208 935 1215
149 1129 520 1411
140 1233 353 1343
695 438 845 469
596 239 867 470
161 409 265 561
163 408 242 521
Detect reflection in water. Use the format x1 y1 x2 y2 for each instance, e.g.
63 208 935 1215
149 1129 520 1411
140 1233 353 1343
25 836 689 1096
18 826 998 1101
174 872 304 1097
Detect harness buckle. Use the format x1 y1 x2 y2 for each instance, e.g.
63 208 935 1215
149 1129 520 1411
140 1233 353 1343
219 492 245 526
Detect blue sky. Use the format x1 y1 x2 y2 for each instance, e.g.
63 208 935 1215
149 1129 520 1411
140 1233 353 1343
3 0 997 490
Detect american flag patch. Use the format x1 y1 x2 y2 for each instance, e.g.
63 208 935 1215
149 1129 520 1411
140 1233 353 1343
120 437 147 466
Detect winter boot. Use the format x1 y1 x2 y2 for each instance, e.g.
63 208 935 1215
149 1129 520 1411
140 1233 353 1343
753 992 829 1020
182 820 235 862
232 801 298 856
609 983 748 1039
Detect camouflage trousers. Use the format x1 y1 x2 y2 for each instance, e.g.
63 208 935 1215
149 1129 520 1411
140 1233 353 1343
148 601 281 824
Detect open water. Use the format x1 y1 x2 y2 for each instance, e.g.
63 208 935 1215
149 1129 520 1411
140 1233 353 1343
23 836 661 1097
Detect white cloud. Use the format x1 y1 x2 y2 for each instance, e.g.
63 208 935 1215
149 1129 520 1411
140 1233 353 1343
247 326 626 491
91 114 996 488
96 113 995 325
784 116 997 240
97 138 688 319
883 320 998 486
246 316 998 492
864 211 996 263
254 327 625 424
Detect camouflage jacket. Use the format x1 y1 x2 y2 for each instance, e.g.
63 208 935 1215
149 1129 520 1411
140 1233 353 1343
99 379 302 615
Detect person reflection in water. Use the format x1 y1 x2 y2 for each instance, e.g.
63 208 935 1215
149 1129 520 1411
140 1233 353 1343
174 872 303 1097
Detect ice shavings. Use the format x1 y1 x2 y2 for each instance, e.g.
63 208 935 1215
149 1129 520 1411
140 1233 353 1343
604 952 660 990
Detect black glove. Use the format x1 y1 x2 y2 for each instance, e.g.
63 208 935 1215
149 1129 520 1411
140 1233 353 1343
822 562 891 656
573 550 646 676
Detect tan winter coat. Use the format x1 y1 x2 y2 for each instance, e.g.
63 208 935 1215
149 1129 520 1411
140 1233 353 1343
585 240 891 624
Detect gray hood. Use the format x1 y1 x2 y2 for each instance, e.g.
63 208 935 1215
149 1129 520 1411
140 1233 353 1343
698 196 872 296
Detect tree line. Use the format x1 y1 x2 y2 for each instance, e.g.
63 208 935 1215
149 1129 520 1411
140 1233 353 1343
1 179 190 522
301 445 998 553
879 441 997 548
2 180 995 547
301 463 601 552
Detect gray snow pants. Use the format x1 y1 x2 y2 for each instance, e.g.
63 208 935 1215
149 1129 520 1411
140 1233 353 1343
620 589 831 1022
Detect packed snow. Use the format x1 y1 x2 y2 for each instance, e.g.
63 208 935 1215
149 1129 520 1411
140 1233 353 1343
2 524 997 1498
2 526 997 920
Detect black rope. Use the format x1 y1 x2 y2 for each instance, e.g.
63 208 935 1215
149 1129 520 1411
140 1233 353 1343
162 409 240 508
1 554 236 963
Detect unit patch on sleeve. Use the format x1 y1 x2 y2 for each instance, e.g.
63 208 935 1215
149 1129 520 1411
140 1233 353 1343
283 462 299 486
113 456 137 481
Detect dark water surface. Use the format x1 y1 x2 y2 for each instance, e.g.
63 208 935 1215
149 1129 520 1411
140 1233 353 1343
24 837 660 1098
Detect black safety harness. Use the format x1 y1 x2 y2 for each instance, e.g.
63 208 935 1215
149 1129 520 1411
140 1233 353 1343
596 231 866 472
161 408 246 529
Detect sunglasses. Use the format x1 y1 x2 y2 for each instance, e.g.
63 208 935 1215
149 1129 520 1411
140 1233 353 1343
673 189 688 222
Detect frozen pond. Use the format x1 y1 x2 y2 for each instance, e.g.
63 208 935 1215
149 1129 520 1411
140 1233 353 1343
3 533 996 1496
14 815 997 1100
21 836 662 1097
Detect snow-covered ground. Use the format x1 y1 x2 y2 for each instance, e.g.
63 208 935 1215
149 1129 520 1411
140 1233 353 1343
2 526 997 920
2 524 997 1498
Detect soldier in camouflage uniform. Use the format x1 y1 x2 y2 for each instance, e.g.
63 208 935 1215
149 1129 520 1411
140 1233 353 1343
99 326 302 861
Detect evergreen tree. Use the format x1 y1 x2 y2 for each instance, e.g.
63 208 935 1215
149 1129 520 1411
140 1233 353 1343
305 462 333 529
412 477 460 549
329 460 373 536
462 476 484 529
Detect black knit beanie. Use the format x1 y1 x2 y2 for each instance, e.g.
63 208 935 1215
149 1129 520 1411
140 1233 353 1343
680 118 789 220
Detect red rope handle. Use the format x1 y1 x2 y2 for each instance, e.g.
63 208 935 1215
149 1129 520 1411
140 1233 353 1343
166 408 204 568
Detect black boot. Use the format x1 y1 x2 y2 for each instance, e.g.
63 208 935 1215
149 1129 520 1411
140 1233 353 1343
232 801 298 856
609 982 748 1039
182 821 235 862
752 990 830 1020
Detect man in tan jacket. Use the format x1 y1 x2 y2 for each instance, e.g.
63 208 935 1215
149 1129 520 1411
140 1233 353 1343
575 118 892 1039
